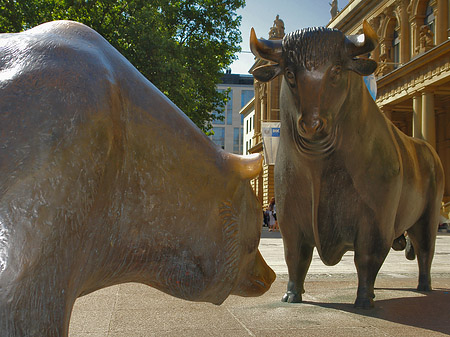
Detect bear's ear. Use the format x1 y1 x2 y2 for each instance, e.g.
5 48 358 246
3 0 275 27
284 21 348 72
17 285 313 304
251 64 283 82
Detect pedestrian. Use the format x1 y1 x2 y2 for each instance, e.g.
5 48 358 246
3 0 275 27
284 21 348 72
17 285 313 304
263 209 269 227
268 197 279 232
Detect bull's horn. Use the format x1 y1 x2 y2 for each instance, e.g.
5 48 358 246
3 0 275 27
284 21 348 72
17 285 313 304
250 28 283 64
345 20 378 57
227 152 262 180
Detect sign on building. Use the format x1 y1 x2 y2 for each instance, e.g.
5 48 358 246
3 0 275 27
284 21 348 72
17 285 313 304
262 122 281 165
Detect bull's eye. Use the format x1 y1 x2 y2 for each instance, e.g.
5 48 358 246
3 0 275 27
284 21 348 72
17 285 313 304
329 65 342 85
285 70 296 87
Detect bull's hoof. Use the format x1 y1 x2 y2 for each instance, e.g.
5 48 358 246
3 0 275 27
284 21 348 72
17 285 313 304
281 291 302 303
354 297 374 309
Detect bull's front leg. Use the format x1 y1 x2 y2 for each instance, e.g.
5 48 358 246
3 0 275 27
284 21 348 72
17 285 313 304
281 237 314 303
354 237 390 309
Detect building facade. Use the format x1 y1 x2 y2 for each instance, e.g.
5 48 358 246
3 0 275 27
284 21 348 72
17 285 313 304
328 0 450 201
210 72 254 154
241 16 285 207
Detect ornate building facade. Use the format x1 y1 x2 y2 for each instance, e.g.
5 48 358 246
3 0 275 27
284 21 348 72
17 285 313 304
241 16 285 208
328 0 450 201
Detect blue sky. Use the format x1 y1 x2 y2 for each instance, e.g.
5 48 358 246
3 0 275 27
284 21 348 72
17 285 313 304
230 0 350 74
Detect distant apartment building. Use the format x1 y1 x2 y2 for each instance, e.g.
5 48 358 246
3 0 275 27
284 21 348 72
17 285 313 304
242 99 256 156
210 72 254 154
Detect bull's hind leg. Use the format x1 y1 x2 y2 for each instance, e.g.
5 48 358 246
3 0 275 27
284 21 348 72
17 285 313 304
407 211 439 292
281 239 314 303
354 238 390 309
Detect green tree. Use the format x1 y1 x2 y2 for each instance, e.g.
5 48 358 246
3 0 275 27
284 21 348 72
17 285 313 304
0 0 245 131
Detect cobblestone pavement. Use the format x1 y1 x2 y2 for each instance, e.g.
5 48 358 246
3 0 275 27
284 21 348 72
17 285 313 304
69 231 450 336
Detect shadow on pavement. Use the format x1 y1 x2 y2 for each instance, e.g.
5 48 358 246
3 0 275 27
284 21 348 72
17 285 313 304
261 226 282 238
305 288 450 335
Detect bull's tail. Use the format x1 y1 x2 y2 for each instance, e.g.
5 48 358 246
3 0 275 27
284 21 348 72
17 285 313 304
405 235 416 260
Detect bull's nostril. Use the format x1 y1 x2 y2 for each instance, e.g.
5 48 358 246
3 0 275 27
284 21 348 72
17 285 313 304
299 118 325 136
299 120 306 133
315 119 324 132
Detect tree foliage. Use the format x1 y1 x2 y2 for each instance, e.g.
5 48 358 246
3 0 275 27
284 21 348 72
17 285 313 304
0 0 245 131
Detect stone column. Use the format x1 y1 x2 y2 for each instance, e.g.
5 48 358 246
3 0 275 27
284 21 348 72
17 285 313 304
435 0 449 44
411 16 425 55
254 82 261 135
398 0 410 63
422 91 436 148
412 95 423 139
369 16 381 62
266 81 272 121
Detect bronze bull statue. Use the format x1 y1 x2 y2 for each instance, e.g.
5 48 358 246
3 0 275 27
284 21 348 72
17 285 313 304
250 21 444 308
0 21 275 336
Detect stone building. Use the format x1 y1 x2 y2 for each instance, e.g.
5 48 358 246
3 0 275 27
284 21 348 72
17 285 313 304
328 0 449 201
241 15 285 207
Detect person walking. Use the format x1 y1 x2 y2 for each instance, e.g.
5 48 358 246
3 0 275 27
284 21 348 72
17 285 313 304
268 197 279 232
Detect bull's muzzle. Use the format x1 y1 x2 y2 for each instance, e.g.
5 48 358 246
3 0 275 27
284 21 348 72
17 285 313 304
298 117 325 137
297 116 327 140
232 250 276 297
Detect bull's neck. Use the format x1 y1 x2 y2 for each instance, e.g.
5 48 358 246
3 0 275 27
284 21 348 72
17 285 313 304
338 74 378 146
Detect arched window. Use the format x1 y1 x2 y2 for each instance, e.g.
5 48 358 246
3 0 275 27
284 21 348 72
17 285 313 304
424 1 435 44
448 0 450 38
392 30 400 69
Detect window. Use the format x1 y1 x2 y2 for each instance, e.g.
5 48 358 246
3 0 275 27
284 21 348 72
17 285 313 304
425 2 435 44
393 30 400 69
213 89 225 125
226 91 233 125
448 0 450 37
233 128 240 154
212 127 225 149
239 128 243 154
213 109 225 124
241 90 254 108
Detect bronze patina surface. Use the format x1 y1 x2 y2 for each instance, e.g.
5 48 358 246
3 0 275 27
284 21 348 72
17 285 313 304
0 21 275 336
250 21 444 309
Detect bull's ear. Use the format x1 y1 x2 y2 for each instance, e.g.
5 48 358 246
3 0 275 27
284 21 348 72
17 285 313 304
251 64 283 82
348 58 377 76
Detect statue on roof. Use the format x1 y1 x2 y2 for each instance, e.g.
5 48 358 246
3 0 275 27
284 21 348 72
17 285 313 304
330 0 339 19
269 15 285 40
